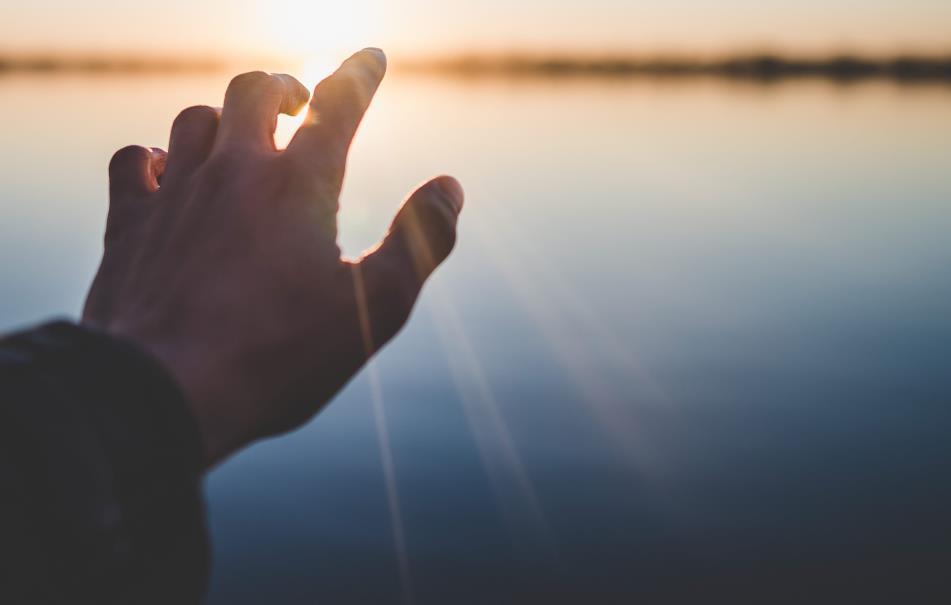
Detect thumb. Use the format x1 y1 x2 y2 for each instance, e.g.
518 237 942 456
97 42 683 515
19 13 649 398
372 175 464 281
353 176 464 347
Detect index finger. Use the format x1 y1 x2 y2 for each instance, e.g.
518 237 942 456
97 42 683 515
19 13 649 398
285 49 387 173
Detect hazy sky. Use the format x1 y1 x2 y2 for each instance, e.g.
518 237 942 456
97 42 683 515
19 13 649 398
3 0 950 58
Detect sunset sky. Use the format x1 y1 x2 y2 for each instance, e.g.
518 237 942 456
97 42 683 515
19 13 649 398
3 0 951 59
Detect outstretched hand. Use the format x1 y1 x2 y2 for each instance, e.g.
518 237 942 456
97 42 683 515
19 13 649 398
82 49 464 467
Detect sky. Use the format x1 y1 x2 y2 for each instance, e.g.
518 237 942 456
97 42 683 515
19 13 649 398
3 0 950 59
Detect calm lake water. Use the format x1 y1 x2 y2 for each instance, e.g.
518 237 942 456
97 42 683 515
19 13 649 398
1 71 950 602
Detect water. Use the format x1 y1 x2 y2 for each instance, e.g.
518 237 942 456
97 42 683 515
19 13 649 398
1 71 950 602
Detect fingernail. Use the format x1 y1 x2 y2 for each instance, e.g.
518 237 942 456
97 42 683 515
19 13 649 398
362 47 386 64
432 176 465 214
358 48 387 74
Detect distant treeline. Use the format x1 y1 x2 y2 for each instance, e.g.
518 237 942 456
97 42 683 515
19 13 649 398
0 56 225 73
400 54 951 83
5 53 951 83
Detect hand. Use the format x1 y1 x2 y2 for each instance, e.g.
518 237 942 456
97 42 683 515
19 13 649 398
82 49 464 468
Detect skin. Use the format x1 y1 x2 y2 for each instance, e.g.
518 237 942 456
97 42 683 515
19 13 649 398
82 49 464 468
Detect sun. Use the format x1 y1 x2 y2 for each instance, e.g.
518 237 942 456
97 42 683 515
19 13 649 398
261 0 383 60
262 0 385 148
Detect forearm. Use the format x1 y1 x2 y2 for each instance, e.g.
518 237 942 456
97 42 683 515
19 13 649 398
0 321 208 604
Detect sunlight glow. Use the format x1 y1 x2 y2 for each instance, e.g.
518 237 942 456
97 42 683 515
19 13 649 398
261 0 383 57
273 56 338 149
3 0 951 60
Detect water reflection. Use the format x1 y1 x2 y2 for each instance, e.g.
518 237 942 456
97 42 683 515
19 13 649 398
1 72 950 602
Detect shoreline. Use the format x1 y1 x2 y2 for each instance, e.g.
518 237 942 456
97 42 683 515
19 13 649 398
3 54 951 83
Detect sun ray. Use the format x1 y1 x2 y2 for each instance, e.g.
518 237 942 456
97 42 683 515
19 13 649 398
467 205 673 477
352 264 415 604
428 279 555 556
482 201 671 407
367 362 415 605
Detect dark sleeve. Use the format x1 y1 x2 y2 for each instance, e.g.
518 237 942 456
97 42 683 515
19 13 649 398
0 321 208 604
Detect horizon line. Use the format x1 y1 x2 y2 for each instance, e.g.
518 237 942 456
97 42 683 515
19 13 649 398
2 52 951 83
400 53 951 83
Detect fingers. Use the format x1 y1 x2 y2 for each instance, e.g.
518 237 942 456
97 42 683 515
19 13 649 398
109 145 166 199
106 146 166 241
164 105 220 182
286 49 387 180
218 71 310 149
354 176 464 347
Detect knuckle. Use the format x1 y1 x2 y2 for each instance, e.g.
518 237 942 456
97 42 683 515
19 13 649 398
345 71 373 103
337 68 364 89
324 69 369 105
349 52 386 81
228 71 274 95
109 145 150 171
272 73 305 98
173 105 219 130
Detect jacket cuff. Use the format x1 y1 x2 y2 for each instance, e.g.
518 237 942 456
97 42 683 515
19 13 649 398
0 320 208 603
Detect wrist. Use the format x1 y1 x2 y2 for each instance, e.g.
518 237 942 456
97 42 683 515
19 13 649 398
83 317 249 468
